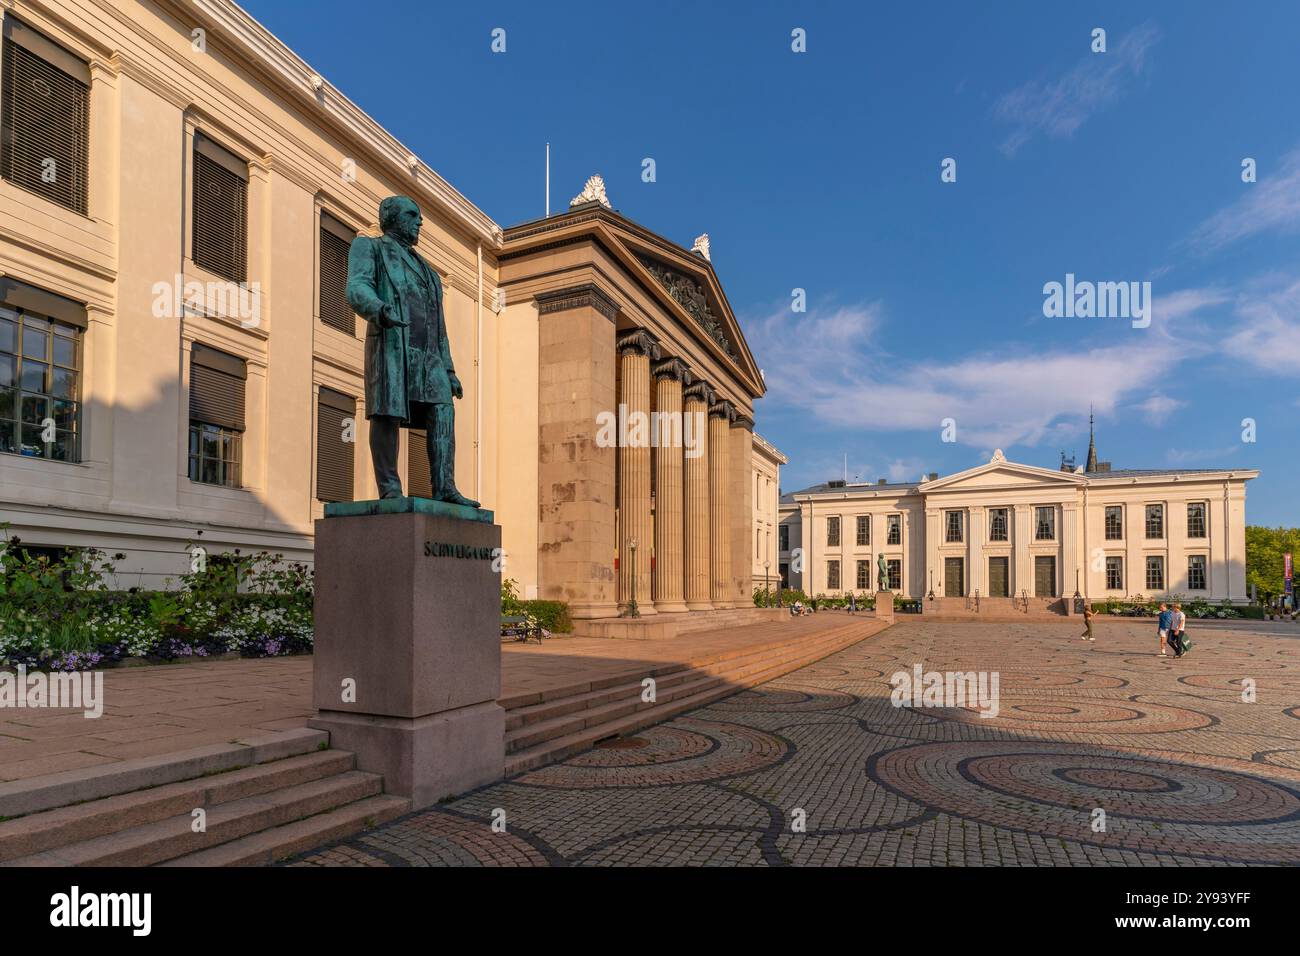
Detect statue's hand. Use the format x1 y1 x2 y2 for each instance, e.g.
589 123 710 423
448 372 464 399
378 303 407 329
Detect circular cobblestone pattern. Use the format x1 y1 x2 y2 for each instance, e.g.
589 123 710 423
289 619 1300 867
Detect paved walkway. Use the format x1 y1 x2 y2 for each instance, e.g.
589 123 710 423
291 619 1300 866
0 614 855 782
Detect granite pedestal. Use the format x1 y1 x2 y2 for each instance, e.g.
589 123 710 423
875 591 895 623
309 497 504 809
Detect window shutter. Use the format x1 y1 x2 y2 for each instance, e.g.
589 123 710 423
189 344 246 431
319 212 356 335
407 429 432 498
0 20 90 215
192 135 248 282
316 386 355 502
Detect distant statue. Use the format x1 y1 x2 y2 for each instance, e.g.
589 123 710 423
347 195 478 506
877 552 889 591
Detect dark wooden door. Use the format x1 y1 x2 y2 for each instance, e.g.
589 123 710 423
944 557 964 597
1034 556 1057 597
988 557 1009 597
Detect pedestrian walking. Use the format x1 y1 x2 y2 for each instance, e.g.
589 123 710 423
1171 603 1188 657
848 592 857 615
1081 603 1095 642
1156 602 1172 657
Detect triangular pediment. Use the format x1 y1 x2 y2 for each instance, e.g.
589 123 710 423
923 457 1086 494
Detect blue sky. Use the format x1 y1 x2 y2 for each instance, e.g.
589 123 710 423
243 0 1299 525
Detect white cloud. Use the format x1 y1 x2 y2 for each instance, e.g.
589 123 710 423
1133 394 1184 425
746 297 1197 452
1187 147 1300 253
993 22 1160 156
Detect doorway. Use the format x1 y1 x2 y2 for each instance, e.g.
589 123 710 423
1034 556 1057 597
988 557 1009 597
944 557 965 597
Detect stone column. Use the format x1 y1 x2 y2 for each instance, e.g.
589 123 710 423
652 358 691 613
617 329 660 615
683 381 715 610
730 414 754 607
535 285 618 619
708 400 734 608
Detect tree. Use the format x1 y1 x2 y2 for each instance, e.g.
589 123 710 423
1245 526 1300 601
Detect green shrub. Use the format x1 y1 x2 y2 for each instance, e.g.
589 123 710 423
522 600 572 633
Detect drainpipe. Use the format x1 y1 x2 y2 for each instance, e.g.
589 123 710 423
476 239 483 501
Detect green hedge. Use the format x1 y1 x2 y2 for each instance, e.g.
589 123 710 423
521 600 572 633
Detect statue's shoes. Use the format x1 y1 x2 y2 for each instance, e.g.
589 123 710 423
439 490 481 509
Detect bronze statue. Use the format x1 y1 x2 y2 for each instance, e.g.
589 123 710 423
347 196 478 507
877 552 889 591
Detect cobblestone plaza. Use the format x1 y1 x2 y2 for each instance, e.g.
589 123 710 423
291 619 1300 866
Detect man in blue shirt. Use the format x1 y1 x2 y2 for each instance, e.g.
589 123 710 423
1157 603 1172 657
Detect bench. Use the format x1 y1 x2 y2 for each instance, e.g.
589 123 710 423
501 615 542 644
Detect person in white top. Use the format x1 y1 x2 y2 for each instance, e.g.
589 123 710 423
1171 603 1189 657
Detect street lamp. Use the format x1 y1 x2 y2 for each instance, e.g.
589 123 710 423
928 568 935 601
764 560 770 607
628 538 640 618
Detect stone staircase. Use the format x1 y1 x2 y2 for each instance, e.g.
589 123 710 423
503 617 876 775
570 606 787 640
0 728 408 867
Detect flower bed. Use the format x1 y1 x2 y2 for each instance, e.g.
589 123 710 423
1 534 313 672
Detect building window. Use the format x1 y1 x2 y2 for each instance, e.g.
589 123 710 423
188 344 245 487
887 514 901 545
856 514 870 546
319 212 357 335
316 387 355 503
945 510 963 543
1035 506 1055 541
856 560 870 590
1187 502 1206 539
826 515 840 547
827 559 840 591
192 134 249 283
1104 505 1122 540
779 525 789 552
1105 556 1124 591
0 289 83 462
1188 555 1207 591
0 19 90 215
1145 504 1164 539
886 559 901 591
988 508 1008 542
407 430 431 497
1145 555 1164 591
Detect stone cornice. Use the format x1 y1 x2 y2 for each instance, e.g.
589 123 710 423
730 413 754 430
182 0 501 247
651 356 692 384
615 328 661 359
535 283 618 322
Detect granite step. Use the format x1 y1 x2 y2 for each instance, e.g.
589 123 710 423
160 794 410 866
5 769 383 867
0 749 354 863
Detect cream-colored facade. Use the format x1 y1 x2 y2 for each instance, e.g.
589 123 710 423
0 0 503 587
751 432 785 594
0 0 767 617
780 452 1256 604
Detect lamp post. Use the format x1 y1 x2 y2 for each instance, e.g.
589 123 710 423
628 538 640 618
928 568 935 601
764 560 770 607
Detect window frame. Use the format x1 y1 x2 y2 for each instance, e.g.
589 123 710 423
826 515 840 547
988 508 1008 542
1145 503 1164 540
1105 555 1124 591
1187 502 1207 539
856 514 870 546
0 300 83 463
945 510 964 543
1104 505 1123 540
1034 506 1056 541
1187 555 1207 591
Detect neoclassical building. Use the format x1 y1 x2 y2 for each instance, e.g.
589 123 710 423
0 0 767 624
497 197 765 620
780 443 1256 605
751 432 786 594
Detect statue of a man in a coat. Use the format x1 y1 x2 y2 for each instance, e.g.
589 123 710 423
346 195 479 506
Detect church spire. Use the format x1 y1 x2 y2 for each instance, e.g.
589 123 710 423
1085 406 1098 472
